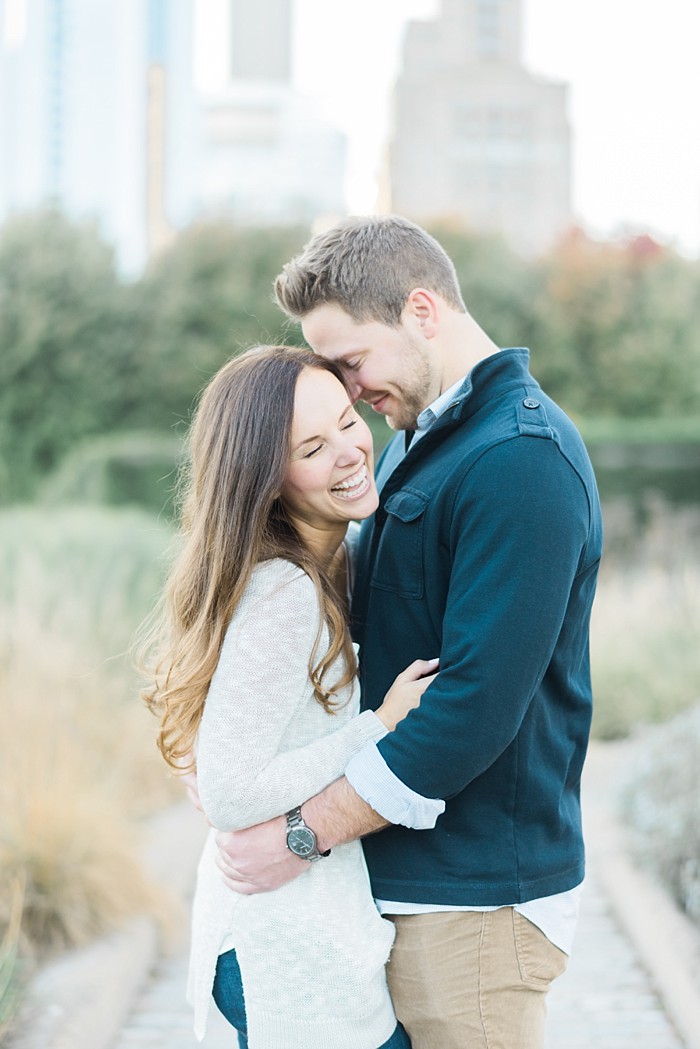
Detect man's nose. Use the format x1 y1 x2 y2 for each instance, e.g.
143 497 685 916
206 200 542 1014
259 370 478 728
345 377 364 403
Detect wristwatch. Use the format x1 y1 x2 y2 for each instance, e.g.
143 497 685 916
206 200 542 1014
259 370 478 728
285 806 331 862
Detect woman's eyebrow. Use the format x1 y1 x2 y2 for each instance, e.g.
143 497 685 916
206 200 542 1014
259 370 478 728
292 433 322 452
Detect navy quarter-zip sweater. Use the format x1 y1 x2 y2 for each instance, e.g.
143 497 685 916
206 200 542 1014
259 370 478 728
352 348 603 906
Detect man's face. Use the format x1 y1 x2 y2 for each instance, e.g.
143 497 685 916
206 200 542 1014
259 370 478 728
301 303 440 432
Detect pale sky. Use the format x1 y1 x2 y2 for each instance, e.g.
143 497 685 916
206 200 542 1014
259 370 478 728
195 0 700 256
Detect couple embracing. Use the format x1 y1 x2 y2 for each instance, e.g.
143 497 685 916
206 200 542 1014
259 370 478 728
143 215 602 1049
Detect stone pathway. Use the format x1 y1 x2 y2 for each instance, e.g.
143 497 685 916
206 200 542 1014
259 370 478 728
113 857 685 1049
544 865 684 1048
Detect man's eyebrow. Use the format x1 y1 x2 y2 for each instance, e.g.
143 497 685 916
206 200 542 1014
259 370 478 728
292 404 353 452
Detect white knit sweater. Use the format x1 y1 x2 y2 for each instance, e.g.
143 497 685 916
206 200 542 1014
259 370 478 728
187 559 397 1049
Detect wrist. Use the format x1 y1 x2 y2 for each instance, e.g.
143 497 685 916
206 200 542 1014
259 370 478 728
300 794 333 854
285 805 330 862
374 706 392 731
369 710 391 737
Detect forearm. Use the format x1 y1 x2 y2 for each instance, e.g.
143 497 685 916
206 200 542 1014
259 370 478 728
301 775 389 852
199 709 384 831
214 775 388 895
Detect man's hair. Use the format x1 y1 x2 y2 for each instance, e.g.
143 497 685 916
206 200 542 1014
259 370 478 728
275 214 467 326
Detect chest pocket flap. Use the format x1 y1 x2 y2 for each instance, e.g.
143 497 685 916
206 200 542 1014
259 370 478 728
384 489 430 522
373 488 429 598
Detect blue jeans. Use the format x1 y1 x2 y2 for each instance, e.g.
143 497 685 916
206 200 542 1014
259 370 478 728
213 948 411 1049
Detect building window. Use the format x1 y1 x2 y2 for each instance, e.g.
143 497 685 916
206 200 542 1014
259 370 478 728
477 0 502 58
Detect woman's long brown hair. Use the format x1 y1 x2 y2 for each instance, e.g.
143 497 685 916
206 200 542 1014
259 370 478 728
140 345 358 771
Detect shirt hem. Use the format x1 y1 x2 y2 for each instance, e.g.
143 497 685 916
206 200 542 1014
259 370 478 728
369 864 585 907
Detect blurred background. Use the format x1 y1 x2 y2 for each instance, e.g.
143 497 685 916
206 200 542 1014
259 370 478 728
1 0 698 1039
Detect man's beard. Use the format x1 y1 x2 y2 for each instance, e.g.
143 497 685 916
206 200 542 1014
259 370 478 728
385 337 436 432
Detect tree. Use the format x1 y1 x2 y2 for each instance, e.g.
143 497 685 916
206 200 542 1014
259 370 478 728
0 211 137 501
0 214 312 502
132 222 310 433
531 229 700 418
428 223 541 352
3 211 698 507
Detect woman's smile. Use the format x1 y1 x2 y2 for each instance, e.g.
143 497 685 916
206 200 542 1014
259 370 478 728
331 463 371 500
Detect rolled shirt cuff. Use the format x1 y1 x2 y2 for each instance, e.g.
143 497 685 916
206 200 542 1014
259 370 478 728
345 740 446 829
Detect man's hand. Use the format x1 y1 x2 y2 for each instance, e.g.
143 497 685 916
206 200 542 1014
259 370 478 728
215 815 309 894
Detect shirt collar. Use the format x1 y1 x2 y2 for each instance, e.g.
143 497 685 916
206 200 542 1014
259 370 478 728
414 374 470 438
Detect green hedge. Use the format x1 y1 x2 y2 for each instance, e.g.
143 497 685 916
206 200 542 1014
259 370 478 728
39 432 183 518
579 416 700 444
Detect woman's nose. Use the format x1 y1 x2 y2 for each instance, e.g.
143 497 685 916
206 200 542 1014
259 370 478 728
336 436 363 468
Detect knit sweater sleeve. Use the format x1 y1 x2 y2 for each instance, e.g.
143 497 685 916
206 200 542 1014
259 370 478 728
196 562 385 832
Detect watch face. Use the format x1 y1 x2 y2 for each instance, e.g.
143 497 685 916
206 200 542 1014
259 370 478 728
287 826 317 857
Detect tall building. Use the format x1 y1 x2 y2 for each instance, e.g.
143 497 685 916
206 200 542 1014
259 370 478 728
0 0 199 273
389 0 571 254
230 0 291 83
197 0 346 228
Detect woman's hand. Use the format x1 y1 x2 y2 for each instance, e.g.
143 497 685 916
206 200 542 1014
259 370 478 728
375 657 439 731
181 768 212 825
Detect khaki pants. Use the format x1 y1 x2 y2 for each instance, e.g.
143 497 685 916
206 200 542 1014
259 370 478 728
386 908 568 1049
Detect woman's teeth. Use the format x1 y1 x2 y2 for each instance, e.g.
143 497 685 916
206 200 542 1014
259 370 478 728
332 465 369 498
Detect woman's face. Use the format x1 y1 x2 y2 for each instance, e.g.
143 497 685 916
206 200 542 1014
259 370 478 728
281 368 379 531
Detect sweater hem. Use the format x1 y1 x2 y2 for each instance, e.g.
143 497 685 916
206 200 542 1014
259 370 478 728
248 999 397 1049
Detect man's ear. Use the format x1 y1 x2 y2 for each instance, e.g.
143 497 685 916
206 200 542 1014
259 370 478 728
405 288 438 339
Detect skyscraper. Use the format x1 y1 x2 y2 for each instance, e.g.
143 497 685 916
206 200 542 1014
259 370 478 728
197 0 346 228
390 0 571 254
0 0 199 273
230 0 291 83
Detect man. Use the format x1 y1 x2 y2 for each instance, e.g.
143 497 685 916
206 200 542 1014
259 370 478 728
214 215 603 1049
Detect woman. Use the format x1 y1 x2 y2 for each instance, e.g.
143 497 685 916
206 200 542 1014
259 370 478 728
142 346 437 1049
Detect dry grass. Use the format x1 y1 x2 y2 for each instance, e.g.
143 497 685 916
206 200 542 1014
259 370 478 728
0 506 179 964
0 739 163 955
591 498 700 739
